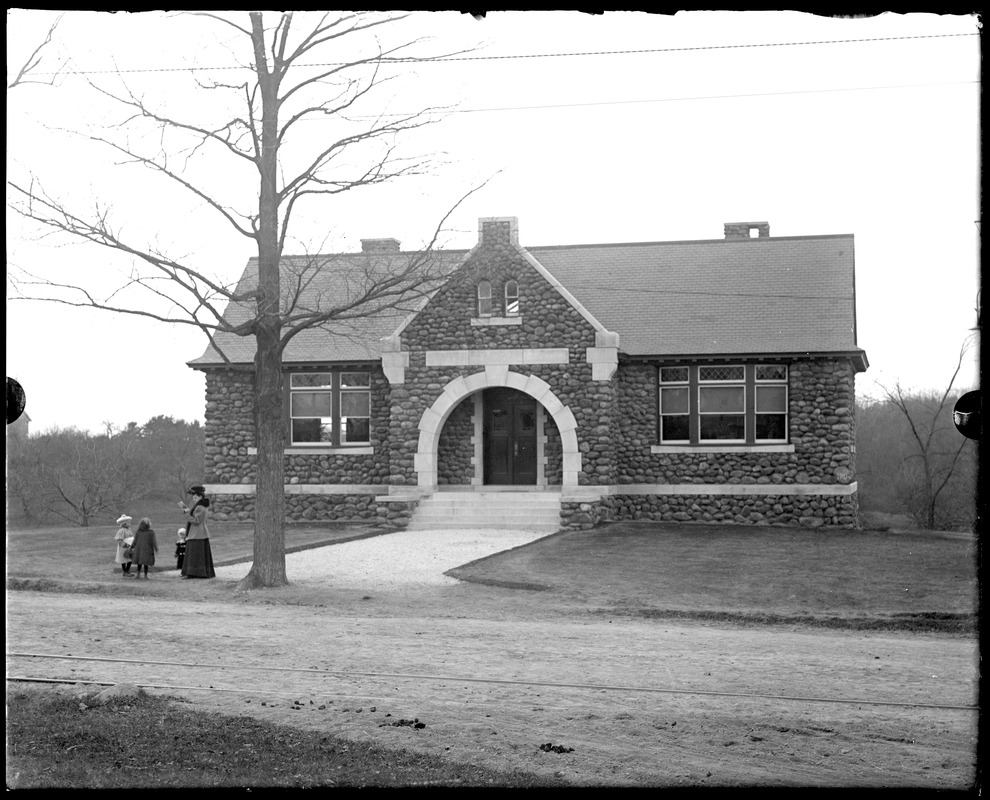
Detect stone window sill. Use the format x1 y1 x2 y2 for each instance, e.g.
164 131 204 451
247 446 375 456
651 444 795 454
471 316 522 326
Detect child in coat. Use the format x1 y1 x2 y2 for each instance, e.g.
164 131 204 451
175 527 187 571
114 515 135 577
130 517 159 579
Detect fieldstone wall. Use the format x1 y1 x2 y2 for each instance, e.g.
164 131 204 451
201 367 391 521
603 356 860 527
208 492 379 523
616 359 858 485
376 499 420 528
198 221 861 530
561 498 616 530
204 369 255 484
391 221 617 487
609 492 859 528
438 397 475 484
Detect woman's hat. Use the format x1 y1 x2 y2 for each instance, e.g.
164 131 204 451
116 514 132 525
188 485 206 495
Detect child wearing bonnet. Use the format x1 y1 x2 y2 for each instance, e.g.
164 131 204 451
114 515 135 577
175 527 188 571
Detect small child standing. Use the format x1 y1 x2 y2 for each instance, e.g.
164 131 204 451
114 515 135 577
130 517 159 579
175 527 187 571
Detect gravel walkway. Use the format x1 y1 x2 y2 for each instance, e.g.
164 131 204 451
213 528 552 589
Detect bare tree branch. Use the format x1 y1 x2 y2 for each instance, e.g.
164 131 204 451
877 337 976 529
8 14 67 90
8 10 480 587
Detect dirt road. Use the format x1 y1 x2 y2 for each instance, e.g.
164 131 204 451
5 578 978 788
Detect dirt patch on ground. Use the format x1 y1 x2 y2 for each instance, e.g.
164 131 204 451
5 577 979 789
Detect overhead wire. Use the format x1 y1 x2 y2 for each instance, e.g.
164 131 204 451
36 31 979 75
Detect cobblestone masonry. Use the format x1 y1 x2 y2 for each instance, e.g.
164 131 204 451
208 493 379 523
438 397 475 485
198 221 861 529
557 358 860 530
204 367 390 487
201 355 859 528
615 359 857 485
391 219 615 488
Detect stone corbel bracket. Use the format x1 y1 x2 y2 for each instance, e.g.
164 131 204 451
381 334 409 384
586 330 619 381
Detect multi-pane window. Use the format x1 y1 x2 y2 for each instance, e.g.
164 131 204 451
699 365 745 442
290 373 333 444
339 372 371 444
755 365 788 441
476 279 521 317
659 366 690 442
477 281 492 317
504 280 519 316
289 370 371 446
658 364 788 445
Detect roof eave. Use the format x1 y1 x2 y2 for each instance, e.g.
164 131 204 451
620 349 870 373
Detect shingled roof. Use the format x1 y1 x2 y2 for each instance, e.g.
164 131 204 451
189 227 866 369
188 247 468 367
530 233 864 363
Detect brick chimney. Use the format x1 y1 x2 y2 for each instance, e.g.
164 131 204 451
724 221 770 240
361 238 401 254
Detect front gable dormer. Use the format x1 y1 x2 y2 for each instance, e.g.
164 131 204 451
397 217 615 369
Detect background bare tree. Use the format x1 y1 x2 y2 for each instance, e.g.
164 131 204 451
7 424 154 527
7 417 206 527
138 416 205 501
858 338 978 531
8 11 477 587
7 13 66 90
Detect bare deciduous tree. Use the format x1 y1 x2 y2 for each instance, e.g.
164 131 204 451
8 11 479 586
8 425 154 527
139 416 205 502
874 337 977 531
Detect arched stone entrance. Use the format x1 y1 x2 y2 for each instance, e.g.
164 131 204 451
414 367 581 488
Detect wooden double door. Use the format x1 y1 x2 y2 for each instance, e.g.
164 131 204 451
483 388 537 485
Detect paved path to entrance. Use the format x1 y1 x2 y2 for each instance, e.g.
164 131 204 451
213 528 554 590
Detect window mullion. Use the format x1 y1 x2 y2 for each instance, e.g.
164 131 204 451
689 366 699 444
332 370 341 447
655 365 661 444
746 365 755 445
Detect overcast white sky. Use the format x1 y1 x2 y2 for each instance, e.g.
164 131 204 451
6 10 981 435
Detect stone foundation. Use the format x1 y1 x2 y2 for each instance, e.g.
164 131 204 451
610 492 859 528
561 491 859 531
208 493 380 524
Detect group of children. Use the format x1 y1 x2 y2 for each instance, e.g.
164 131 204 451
114 514 187 578
114 485 213 580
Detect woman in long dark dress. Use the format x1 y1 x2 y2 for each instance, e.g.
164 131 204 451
180 486 215 579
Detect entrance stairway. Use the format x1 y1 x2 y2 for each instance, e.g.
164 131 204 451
407 490 562 533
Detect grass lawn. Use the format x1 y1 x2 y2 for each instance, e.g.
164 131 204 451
7 507 978 633
5 688 567 789
447 521 979 633
6 496 384 582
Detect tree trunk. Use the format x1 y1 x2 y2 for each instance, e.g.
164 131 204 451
243 320 287 588
239 13 288 589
